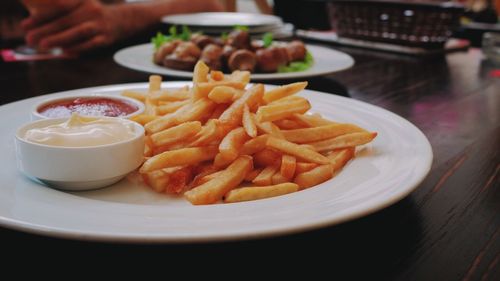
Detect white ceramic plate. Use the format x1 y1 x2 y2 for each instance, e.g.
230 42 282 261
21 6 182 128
161 12 283 28
114 43 354 80
0 82 432 243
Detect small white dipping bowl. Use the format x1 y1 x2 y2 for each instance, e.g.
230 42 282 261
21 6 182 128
32 94 145 120
14 117 145 191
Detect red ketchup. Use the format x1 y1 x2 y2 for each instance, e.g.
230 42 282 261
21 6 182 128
38 97 139 118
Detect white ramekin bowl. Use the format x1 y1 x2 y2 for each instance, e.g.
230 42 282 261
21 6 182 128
14 117 145 191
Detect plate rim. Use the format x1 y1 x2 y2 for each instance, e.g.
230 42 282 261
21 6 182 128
161 12 283 28
113 43 355 80
0 82 433 243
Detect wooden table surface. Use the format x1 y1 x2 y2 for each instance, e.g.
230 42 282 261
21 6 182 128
0 42 498 278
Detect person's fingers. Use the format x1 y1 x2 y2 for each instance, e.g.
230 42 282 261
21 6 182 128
25 19 70 46
21 0 84 33
39 21 99 49
24 2 96 46
20 17 36 31
63 35 107 55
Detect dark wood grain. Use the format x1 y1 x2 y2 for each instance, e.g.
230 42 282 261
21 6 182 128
0 41 498 279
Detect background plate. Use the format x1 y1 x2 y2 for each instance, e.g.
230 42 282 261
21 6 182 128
161 12 282 28
114 43 355 80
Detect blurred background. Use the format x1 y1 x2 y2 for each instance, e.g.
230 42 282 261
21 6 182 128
1 0 499 49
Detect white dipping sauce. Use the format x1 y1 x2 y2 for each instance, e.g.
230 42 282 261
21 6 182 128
24 113 136 147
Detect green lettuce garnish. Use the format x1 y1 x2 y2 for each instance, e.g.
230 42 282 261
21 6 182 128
152 32 169 50
278 51 314 73
179 25 191 41
262 32 273 48
221 32 229 41
151 25 192 50
233 25 249 31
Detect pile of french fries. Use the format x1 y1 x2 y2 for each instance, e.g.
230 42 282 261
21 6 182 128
122 61 377 205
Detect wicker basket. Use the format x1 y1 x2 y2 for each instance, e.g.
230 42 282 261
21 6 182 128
327 0 464 49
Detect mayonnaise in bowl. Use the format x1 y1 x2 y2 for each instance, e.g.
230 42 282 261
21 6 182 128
15 114 145 191
24 113 137 147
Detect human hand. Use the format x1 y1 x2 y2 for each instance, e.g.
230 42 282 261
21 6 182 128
21 0 81 24
21 0 122 54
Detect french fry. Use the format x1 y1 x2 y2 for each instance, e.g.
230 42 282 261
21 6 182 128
309 132 377 152
242 104 257 138
144 135 154 158
219 127 250 161
213 152 235 168
224 183 299 203
256 97 311 123
241 134 269 155
156 100 190 115
294 164 333 189
274 119 306 130
209 70 224 81
207 103 226 120
292 113 335 127
262 82 308 104
189 119 222 146
255 118 284 138
254 148 281 167
150 89 191 102
190 165 221 188
194 81 246 100
252 164 280 186
122 90 146 102
153 143 181 155
271 172 289 185
150 121 202 147
184 155 253 205
280 154 296 179
266 136 330 165
282 123 367 144
269 95 306 105
129 114 157 126
327 147 355 172
144 97 157 116
144 110 178 134
227 70 251 84
295 162 318 174
165 166 193 194
208 86 239 104
140 146 218 173
218 84 264 132
231 89 245 101
193 60 209 84
244 168 263 182
191 61 210 101
300 144 317 151
148 75 162 93
173 98 215 124
195 170 224 186
145 98 215 134
142 169 169 192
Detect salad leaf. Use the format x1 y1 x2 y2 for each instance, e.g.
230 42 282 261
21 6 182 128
278 51 314 73
262 32 273 48
152 32 169 50
233 25 249 31
151 25 192 51
221 32 229 41
180 25 191 41
169 25 177 37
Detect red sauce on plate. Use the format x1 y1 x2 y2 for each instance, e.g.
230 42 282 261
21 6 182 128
38 97 139 118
